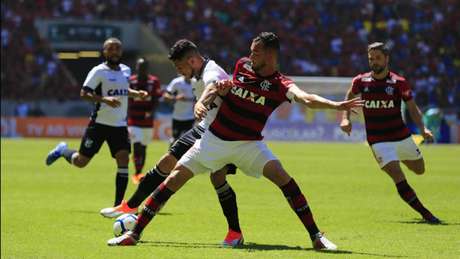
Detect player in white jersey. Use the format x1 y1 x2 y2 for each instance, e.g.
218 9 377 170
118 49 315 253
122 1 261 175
101 39 243 247
45 38 148 208
163 75 196 144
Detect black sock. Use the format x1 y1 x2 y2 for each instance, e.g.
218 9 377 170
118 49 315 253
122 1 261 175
215 181 241 232
281 179 320 240
396 180 433 219
62 149 77 164
115 167 129 206
127 166 167 208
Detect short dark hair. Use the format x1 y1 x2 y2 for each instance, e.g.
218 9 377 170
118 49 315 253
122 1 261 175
253 32 280 52
368 42 390 56
168 39 199 61
103 37 122 49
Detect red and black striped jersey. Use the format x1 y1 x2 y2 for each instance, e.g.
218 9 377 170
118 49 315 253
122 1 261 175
352 71 412 145
209 57 293 141
128 74 162 127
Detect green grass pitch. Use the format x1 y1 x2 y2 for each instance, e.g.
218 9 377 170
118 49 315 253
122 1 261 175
2 138 459 258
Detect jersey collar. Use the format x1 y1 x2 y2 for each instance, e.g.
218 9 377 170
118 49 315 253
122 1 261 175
194 59 210 80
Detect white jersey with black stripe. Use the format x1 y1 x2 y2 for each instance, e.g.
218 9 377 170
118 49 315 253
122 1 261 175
191 60 229 129
83 63 131 127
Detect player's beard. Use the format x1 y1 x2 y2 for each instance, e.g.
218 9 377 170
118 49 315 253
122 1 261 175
106 56 121 66
371 64 385 74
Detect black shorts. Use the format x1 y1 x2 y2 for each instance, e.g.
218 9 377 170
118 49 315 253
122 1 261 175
79 122 131 158
168 125 236 174
172 119 195 141
169 125 204 160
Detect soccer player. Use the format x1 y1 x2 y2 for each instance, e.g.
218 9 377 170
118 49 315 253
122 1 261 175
163 75 196 144
340 42 441 223
45 38 148 207
101 39 243 247
128 58 162 184
108 32 364 250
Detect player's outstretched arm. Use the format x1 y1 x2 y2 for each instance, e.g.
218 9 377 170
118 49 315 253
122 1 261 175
406 99 434 142
194 80 232 120
340 85 356 136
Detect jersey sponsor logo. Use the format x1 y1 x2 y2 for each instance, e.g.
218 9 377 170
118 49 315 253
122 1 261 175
364 86 369 92
108 89 129 96
260 80 271 91
364 100 395 109
385 86 394 95
84 138 93 148
231 86 266 105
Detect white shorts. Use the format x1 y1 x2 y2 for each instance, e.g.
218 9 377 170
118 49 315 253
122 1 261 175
371 136 423 168
178 131 277 178
128 126 152 146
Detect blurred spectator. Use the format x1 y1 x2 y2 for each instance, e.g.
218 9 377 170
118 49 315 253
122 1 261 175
1 0 459 118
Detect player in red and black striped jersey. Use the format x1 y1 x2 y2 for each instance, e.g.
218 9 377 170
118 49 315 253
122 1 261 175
341 42 440 224
127 58 162 184
108 32 364 250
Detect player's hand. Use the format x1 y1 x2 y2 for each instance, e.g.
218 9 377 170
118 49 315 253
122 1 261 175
194 102 208 121
336 97 364 113
138 90 149 99
422 127 434 142
176 94 186 101
340 119 352 136
215 79 233 91
103 97 121 108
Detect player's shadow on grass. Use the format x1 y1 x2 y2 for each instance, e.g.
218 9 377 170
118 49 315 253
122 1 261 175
390 218 455 225
69 210 174 216
141 241 406 257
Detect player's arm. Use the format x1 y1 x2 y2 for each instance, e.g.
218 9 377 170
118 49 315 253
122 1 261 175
287 84 363 110
406 99 434 141
340 84 357 136
128 88 148 99
194 80 232 120
80 87 121 108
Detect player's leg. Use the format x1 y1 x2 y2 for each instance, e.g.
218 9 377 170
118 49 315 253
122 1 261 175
100 126 202 217
45 123 102 167
374 139 439 223
381 161 440 223
261 160 336 250
107 126 131 206
113 149 130 206
398 137 425 175
235 141 336 250
107 141 211 246
210 165 242 247
402 158 425 175
126 126 201 208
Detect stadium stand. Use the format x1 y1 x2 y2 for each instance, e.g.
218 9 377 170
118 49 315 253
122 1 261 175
2 0 459 112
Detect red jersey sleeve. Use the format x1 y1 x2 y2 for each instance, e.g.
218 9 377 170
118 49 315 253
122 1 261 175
351 75 362 95
399 79 413 101
279 74 294 102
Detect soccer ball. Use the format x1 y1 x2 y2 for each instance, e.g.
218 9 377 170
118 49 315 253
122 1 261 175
113 214 138 237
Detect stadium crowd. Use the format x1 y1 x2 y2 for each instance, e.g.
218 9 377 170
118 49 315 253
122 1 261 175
2 0 459 111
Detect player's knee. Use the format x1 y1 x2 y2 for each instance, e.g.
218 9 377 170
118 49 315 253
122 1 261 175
413 164 425 175
73 156 89 168
210 169 226 187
